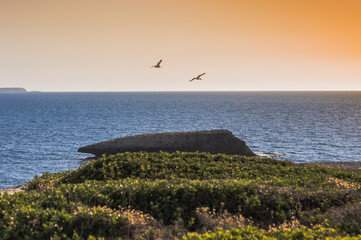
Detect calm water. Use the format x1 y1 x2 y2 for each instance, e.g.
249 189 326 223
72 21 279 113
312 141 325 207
0 92 360 188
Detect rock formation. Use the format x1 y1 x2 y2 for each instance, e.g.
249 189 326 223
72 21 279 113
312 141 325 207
78 130 256 157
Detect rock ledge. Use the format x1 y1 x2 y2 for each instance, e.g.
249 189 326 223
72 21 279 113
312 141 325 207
78 130 256 157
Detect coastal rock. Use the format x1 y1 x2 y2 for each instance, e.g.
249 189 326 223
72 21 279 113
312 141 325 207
78 130 256 157
0 88 27 93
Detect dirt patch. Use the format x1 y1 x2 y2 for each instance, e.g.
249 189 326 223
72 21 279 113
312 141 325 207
0 184 26 195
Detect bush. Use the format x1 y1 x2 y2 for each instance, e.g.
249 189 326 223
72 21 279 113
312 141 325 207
4 152 361 238
0 192 128 239
28 152 361 192
184 225 360 240
39 179 360 228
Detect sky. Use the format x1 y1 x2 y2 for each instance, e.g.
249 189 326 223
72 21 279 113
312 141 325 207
0 0 360 91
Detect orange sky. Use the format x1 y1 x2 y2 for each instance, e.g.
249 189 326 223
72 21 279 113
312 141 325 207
0 0 360 91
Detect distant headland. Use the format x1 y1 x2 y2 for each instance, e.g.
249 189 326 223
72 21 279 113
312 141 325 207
0 88 27 93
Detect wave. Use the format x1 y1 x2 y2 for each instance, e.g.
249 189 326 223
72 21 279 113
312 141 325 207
255 152 286 158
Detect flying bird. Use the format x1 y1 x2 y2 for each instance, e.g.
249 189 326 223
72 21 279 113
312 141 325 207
151 59 162 68
189 73 205 82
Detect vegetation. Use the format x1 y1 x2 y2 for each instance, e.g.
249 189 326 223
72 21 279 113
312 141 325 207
1 152 361 239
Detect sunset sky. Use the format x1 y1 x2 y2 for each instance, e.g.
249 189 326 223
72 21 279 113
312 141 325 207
1 0 360 91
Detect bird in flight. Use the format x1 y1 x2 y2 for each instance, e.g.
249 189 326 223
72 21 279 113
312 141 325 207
151 59 162 68
189 73 205 82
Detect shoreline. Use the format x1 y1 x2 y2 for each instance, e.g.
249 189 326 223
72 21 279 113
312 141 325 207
1 161 360 195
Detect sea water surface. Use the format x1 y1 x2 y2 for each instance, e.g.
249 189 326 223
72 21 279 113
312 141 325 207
0 92 360 188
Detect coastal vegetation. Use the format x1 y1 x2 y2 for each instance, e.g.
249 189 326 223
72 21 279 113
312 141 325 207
1 152 361 239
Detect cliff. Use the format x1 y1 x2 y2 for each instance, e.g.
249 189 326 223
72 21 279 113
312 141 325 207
0 88 27 93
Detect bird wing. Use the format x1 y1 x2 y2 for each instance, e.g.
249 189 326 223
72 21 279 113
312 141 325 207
157 59 162 65
197 73 206 78
189 78 195 82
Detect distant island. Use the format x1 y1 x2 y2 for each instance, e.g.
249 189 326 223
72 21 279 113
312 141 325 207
0 88 27 93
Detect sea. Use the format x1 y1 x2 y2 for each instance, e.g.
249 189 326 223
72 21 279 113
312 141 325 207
0 92 360 189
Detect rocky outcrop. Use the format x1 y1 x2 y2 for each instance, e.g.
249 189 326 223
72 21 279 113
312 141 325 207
0 88 27 93
78 130 256 157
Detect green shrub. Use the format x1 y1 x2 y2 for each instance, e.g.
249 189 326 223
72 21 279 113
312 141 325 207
0 192 127 239
28 152 361 192
184 224 361 239
4 152 361 238
40 179 360 228
307 202 361 235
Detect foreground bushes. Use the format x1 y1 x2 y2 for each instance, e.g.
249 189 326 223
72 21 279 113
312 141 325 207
184 226 361 240
2 152 361 239
4 178 361 232
1 189 360 239
0 192 128 239
49 179 361 228
28 152 361 191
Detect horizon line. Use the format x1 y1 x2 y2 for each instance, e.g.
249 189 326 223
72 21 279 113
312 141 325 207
20 90 361 93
